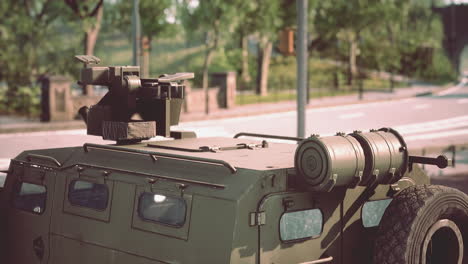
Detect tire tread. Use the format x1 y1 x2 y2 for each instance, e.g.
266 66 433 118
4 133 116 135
373 185 468 264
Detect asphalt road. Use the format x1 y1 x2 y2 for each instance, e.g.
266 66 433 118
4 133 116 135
1 81 468 188
176 81 468 150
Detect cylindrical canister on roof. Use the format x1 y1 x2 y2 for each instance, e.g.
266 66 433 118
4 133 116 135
294 134 365 192
350 128 408 185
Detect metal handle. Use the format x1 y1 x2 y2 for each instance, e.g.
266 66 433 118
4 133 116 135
409 155 451 169
234 132 304 142
149 154 237 174
83 143 237 174
32 237 45 260
408 155 452 172
26 154 62 167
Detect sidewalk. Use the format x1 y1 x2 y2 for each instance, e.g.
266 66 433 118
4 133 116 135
0 84 449 134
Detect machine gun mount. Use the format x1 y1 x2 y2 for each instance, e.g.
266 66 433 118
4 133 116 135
76 55 195 144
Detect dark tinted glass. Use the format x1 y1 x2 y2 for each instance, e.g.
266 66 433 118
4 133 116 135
68 180 109 210
138 192 186 227
13 182 47 214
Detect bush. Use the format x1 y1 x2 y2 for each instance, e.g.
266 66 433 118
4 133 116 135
418 49 457 83
0 84 41 117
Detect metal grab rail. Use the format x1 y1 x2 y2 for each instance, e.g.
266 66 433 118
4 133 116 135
9 159 225 190
299 256 333 264
67 163 226 189
83 143 237 174
234 132 304 142
26 154 62 167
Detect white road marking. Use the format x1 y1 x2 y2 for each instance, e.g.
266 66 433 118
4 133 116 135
310 100 405 113
405 129 468 141
395 115 468 135
338 112 365 119
413 104 430 110
457 98 468 104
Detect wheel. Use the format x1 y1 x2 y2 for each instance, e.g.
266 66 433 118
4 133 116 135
373 185 468 264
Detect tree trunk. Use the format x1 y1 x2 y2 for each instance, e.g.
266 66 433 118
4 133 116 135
141 36 151 78
333 68 340 90
241 34 251 84
347 34 358 87
256 37 272 96
202 47 215 114
202 28 219 115
82 4 103 95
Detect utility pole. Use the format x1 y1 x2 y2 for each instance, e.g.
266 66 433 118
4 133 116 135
450 0 458 74
296 0 308 138
132 0 141 67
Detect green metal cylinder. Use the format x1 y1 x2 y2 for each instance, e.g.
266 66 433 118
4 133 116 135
350 128 408 185
294 134 365 192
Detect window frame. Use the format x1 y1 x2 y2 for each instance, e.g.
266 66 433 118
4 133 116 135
132 185 192 241
68 179 110 211
12 180 48 215
279 207 324 243
63 174 114 222
137 192 188 228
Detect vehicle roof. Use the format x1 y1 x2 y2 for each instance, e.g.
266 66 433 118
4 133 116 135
12 137 296 200
128 137 297 171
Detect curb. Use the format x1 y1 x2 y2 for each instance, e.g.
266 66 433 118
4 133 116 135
0 122 85 134
415 91 433 97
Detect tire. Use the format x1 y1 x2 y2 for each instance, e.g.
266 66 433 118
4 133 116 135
373 185 468 264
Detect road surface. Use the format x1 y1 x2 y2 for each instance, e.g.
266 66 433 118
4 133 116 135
1 81 468 187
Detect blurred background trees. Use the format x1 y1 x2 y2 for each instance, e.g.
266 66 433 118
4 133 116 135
0 0 462 116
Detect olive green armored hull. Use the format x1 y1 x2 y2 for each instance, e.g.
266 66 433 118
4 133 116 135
1 136 443 264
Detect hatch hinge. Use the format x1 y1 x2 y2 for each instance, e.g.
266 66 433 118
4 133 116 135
249 211 266 226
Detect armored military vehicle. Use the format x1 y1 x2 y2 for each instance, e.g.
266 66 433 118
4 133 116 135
0 56 467 264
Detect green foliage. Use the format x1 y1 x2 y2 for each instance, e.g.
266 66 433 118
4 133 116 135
0 0 80 115
418 49 457 81
252 0 283 40
461 47 468 73
64 0 104 29
313 0 455 81
0 84 41 116
110 0 174 39
0 0 459 115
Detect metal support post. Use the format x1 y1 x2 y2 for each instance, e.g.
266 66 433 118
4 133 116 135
132 0 141 67
296 0 308 138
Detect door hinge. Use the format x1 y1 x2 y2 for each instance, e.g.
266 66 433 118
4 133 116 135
249 211 266 226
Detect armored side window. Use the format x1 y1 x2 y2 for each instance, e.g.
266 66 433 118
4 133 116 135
138 192 187 227
280 208 323 242
68 180 109 210
362 199 392 228
13 182 47 215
